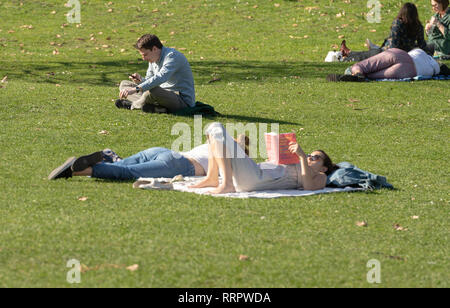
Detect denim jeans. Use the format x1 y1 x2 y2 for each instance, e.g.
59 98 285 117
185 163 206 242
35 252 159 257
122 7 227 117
92 147 195 180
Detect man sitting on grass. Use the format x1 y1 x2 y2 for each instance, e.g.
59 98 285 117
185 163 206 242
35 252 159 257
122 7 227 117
116 34 196 113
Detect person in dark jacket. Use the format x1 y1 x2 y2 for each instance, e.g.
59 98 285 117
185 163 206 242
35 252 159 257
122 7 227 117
341 3 430 62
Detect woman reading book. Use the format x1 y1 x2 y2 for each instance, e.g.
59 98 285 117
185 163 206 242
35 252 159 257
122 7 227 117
189 123 337 194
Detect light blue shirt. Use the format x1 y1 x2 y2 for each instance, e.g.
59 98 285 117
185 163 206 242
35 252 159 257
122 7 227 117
138 46 196 107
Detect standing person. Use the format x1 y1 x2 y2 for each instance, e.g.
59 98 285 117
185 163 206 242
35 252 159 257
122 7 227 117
341 3 429 62
426 0 450 56
116 34 196 113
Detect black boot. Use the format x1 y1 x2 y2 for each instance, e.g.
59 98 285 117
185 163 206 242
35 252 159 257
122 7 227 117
72 152 104 172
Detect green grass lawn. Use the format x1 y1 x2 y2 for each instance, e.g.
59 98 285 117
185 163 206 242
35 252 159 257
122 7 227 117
0 0 448 288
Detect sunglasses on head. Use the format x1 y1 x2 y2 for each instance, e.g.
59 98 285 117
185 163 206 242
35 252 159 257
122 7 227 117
307 154 322 161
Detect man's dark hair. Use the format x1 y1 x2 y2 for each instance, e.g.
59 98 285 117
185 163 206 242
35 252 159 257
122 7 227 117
135 34 163 50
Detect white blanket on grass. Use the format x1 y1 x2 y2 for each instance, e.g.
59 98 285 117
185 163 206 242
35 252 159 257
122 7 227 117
134 176 364 199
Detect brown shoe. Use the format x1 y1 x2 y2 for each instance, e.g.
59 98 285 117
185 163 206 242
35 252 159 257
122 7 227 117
340 40 351 57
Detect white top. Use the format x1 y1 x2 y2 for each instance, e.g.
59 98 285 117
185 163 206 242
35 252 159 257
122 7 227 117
180 144 209 172
408 49 440 77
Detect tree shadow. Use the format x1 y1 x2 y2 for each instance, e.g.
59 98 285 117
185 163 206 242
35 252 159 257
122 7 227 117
0 59 341 87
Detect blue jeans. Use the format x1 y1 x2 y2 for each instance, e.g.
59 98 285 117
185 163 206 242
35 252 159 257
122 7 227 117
92 147 195 180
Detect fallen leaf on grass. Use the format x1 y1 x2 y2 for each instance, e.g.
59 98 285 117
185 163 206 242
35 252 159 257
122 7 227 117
239 255 249 261
1 76 7 83
411 216 419 220
393 223 408 231
81 263 138 273
356 221 368 227
78 197 88 201
348 98 360 103
126 264 139 272
99 130 109 135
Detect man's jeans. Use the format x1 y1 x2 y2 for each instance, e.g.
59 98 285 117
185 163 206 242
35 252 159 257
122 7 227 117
92 147 195 180
119 80 188 112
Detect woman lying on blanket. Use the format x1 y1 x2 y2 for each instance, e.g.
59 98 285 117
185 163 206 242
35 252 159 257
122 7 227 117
48 136 250 181
189 123 338 194
327 47 445 81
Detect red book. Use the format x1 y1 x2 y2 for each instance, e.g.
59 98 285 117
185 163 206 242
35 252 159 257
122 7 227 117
265 133 300 165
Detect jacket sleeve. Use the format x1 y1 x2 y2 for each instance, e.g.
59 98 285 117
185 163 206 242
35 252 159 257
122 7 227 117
139 52 178 92
386 20 403 49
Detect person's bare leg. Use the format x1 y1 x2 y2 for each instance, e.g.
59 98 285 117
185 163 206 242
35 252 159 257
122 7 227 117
207 140 235 194
207 155 236 194
189 138 220 188
73 167 93 177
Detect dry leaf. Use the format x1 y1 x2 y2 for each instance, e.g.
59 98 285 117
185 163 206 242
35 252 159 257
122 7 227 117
370 29 377 32
55 84 61 87
274 3 280 7
356 221 368 227
53 49 59 55
99 130 109 135
1 76 7 83
338 35 345 39
393 223 408 231
348 98 360 103
239 255 249 261
78 196 88 201
126 264 139 272
411 216 419 220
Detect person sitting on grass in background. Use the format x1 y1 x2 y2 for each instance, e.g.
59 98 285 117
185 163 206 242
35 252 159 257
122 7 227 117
340 3 430 62
426 0 450 57
327 47 447 82
189 123 337 195
48 136 250 182
115 34 196 114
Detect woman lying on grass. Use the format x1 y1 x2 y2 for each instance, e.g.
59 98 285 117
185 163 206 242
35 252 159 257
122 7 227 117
189 123 337 194
327 47 447 81
48 136 249 181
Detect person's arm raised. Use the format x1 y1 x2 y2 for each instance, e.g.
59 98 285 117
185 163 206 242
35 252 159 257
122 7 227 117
288 142 327 191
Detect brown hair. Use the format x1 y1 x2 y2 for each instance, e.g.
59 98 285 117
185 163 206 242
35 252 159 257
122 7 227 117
395 3 423 38
317 150 339 176
236 134 250 156
135 34 163 50
434 0 449 11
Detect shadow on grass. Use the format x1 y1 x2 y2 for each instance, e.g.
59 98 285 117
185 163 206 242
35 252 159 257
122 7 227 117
1 59 344 87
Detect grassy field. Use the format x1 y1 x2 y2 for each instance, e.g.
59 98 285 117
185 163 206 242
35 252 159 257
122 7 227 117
0 0 448 288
